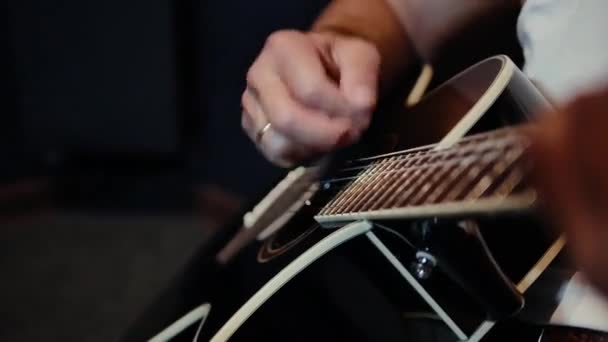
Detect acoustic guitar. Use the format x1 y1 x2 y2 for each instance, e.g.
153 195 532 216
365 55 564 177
145 55 608 342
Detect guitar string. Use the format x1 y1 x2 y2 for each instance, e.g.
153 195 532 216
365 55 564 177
319 143 528 209
275 127 527 214
343 128 507 164
325 139 524 184
320 138 528 186
328 130 526 179
338 125 524 169
313 154 525 215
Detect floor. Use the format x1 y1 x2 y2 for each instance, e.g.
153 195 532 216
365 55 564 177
0 212 215 341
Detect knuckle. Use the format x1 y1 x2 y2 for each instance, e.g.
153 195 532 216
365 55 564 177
295 79 324 105
344 38 381 68
240 91 249 108
270 109 296 133
265 30 299 49
245 64 261 88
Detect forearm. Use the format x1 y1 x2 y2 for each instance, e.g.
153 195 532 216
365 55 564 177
388 0 522 62
312 0 417 90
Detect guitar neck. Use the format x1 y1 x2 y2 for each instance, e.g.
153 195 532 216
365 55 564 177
315 127 535 227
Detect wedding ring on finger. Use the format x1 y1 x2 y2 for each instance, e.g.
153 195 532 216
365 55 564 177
256 122 272 143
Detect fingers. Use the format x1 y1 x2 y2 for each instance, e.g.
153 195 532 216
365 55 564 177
268 31 350 116
530 104 606 278
247 65 351 148
332 37 380 115
531 112 586 231
242 30 381 167
241 89 266 143
242 80 349 167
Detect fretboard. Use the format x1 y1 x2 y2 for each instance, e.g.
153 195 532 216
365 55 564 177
315 127 535 226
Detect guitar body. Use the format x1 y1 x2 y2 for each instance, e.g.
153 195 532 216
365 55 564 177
138 56 607 342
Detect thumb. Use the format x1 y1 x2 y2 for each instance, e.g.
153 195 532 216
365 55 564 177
332 37 380 114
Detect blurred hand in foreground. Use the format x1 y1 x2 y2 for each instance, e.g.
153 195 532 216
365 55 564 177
531 86 608 295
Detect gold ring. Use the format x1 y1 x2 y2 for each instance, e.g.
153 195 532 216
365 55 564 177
256 122 272 143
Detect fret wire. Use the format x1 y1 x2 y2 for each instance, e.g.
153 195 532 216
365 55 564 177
393 153 451 207
480 161 522 198
328 149 503 186
340 157 399 213
333 160 386 213
345 157 405 213
421 144 484 205
347 125 523 165
330 136 517 179
345 158 411 212
422 163 464 205
325 151 421 214
366 151 428 212
409 153 461 205
393 167 440 207
456 146 525 201
442 152 501 203
324 160 384 214
426 155 488 205
355 152 425 213
322 151 428 183
376 151 434 209
318 160 375 215
318 128 530 214
321 146 515 214
351 153 429 213
463 148 524 201
322 135 524 185
328 150 432 180
386 152 440 207
491 167 527 196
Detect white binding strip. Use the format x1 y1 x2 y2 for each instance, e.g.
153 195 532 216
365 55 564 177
210 221 374 342
407 64 434 106
437 55 515 149
256 183 319 240
316 192 536 226
466 321 496 342
366 231 468 340
148 303 212 342
466 235 566 342
243 166 318 229
517 235 566 293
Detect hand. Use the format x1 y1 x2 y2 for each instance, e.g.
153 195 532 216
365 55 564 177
530 86 608 295
242 30 380 167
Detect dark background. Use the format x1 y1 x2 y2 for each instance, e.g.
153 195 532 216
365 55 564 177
2 0 331 206
0 0 329 340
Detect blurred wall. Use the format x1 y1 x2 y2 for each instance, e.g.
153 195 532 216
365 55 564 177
189 0 330 195
0 0 28 182
8 0 180 156
3 0 330 204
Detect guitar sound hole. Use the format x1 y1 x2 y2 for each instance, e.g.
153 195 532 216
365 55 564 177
257 206 321 263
